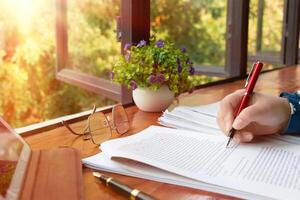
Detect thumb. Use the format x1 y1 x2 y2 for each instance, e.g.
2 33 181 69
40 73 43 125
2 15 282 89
232 105 261 130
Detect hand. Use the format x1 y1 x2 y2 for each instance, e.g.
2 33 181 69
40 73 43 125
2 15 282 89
217 90 291 143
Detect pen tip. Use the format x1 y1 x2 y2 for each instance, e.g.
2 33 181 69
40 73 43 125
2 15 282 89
93 172 102 178
226 138 231 148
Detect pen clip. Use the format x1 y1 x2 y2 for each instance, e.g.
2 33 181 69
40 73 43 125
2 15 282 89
245 62 256 88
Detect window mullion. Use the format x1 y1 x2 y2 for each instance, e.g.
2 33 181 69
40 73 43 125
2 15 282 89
282 0 300 65
121 0 150 52
225 0 249 78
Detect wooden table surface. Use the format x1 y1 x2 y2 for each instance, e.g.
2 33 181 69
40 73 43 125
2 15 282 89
23 65 300 200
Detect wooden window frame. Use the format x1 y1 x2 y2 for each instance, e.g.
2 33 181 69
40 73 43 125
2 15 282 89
194 0 249 78
282 0 300 65
56 0 299 102
248 0 300 66
20 0 300 135
247 0 284 65
225 0 249 77
55 0 150 104
56 0 250 91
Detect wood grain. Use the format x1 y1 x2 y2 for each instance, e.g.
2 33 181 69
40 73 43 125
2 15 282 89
23 65 300 200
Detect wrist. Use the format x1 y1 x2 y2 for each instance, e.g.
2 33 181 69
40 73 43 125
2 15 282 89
278 97 291 134
279 92 300 135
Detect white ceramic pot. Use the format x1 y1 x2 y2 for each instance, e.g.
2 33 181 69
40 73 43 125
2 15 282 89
132 85 174 112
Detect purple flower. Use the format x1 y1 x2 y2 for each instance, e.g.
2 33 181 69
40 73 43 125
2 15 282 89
156 73 165 83
177 64 182 73
180 47 187 53
130 80 137 90
156 39 165 48
109 71 114 80
125 53 131 62
153 62 158 68
149 75 157 84
186 58 191 65
189 66 195 75
148 74 165 84
124 43 131 51
137 40 146 48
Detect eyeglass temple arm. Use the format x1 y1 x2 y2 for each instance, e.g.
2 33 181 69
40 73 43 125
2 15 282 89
61 105 99 136
61 120 89 136
92 104 97 114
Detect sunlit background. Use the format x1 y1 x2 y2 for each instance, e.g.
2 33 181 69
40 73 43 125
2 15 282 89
0 0 284 128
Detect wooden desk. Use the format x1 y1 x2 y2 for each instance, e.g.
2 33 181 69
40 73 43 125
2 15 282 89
23 65 300 200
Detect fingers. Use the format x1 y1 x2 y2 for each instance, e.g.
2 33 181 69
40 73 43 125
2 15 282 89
217 90 245 134
233 131 254 143
232 104 262 130
230 105 263 143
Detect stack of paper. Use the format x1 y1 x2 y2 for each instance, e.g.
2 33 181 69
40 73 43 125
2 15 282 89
158 102 222 135
82 102 300 200
158 102 300 145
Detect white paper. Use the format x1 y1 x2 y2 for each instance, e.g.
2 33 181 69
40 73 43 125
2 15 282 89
159 102 300 144
100 126 300 200
82 152 269 200
159 103 220 130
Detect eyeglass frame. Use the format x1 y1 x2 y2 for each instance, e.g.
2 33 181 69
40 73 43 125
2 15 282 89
61 104 129 145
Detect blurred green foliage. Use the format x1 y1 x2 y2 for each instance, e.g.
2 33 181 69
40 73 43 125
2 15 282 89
151 0 227 67
68 0 120 78
248 0 283 54
0 0 283 127
0 0 115 127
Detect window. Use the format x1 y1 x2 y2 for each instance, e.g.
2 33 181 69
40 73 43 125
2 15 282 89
56 0 150 104
56 0 131 104
57 0 251 93
283 0 300 66
248 0 300 69
248 0 284 70
0 0 127 128
0 0 299 129
150 0 251 81
151 0 227 78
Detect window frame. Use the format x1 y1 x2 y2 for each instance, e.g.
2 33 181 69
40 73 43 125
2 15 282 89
282 0 300 65
56 0 300 102
247 0 300 66
55 0 150 104
192 0 250 78
18 0 300 134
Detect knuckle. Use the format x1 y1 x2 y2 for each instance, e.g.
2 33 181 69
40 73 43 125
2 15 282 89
220 96 230 108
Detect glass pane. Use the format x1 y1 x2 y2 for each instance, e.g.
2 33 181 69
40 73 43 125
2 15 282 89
0 0 116 128
248 0 284 69
67 0 120 79
151 0 227 68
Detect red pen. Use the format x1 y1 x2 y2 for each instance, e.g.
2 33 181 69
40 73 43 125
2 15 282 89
226 61 263 148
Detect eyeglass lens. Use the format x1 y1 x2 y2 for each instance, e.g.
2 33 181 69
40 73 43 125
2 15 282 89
113 105 129 134
88 112 112 145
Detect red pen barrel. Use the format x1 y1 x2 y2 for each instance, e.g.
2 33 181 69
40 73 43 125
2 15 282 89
234 94 251 117
234 61 263 118
226 61 263 147
246 61 263 94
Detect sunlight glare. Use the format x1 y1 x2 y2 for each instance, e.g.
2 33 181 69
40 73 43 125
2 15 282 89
6 0 37 34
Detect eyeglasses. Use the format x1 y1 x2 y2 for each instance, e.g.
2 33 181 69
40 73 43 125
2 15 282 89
62 104 129 145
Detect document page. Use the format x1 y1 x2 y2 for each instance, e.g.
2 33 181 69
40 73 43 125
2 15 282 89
82 152 269 200
159 102 300 144
101 126 300 200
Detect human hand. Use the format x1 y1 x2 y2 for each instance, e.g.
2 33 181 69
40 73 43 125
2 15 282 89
217 90 291 143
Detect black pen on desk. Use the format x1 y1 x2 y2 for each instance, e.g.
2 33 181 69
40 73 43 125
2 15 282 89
93 172 155 200
226 61 263 148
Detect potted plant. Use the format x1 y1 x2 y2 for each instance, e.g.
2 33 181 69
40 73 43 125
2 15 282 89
111 36 195 112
